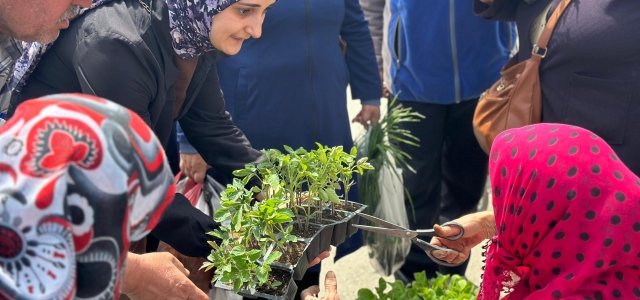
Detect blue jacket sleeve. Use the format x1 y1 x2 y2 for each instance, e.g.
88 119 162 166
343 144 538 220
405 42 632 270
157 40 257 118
176 122 198 154
341 0 382 102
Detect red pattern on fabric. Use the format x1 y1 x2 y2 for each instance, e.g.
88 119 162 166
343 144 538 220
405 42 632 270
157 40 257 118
0 163 16 182
1 94 175 299
127 109 152 143
145 183 176 232
130 142 165 173
19 117 102 177
479 124 640 299
72 228 94 254
35 177 59 210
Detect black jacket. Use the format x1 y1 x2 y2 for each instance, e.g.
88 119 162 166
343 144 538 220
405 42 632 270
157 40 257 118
9 0 262 257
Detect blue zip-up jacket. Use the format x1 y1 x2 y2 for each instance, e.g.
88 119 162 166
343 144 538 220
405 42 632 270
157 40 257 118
362 0 515 104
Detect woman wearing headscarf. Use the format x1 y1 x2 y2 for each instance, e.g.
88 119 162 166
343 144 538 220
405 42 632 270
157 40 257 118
6 0 275 268
0 94 179 299
430 123 640 299
175 0 382 295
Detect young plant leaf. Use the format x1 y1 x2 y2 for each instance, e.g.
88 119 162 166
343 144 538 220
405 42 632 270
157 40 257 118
265 251 282 264
357 289 378 300
248 249 263 261
233 169 253 177
256 267 268 283
214 208 232 222
284 145 294 154
326 188 341 204
233 279 243 293
272 213 293 224
232 207 243 231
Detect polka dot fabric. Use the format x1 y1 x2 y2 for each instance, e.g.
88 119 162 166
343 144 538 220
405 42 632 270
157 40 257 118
479 124 640 300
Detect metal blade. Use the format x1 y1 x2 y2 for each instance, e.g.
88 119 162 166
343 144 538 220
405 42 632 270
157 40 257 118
356 212 406 230
352 224 416 239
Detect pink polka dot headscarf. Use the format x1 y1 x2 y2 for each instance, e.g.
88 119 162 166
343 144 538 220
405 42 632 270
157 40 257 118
480 124 640 299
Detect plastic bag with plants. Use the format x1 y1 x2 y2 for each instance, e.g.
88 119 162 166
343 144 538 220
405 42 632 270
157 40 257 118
356 98 425 276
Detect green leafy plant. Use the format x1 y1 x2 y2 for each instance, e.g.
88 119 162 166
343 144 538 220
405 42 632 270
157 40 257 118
356 272 479 300
205 145 374 293
202 240 282 293
207 158 295 293
303 144 373 226
357 97 424 221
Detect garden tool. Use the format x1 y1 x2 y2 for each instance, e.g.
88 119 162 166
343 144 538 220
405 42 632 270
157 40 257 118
353 212 465 267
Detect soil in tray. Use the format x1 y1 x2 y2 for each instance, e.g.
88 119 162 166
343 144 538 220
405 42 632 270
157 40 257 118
334 201 361 212
276 241 306 265
308 210 347 224
256 268 291 296
290 223 320 239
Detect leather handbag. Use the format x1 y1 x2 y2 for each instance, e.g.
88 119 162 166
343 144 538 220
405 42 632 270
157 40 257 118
472 0 572 153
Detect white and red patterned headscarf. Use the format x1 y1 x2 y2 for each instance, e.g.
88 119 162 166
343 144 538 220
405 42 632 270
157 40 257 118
0 94 175 299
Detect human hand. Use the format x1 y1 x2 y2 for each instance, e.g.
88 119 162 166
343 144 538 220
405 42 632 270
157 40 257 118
351 105 380 130
308 250 331 268
157 242 213 293
379 69 389 98
180 153 210 183
121 252 209 300
300 271 340 300
479 0 494 4
429 211 496 265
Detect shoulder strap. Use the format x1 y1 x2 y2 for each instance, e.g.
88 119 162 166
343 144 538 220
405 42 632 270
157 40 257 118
532 0 572 57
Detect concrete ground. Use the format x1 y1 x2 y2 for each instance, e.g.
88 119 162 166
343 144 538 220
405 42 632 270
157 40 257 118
314 94 488 299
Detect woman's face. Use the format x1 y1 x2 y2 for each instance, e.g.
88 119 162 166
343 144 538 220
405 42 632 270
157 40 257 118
209 0 276 55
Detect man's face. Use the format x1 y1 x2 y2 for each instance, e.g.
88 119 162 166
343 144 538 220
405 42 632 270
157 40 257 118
0 0 91 43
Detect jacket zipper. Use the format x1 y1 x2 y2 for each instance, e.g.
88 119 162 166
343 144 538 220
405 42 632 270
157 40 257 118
391 15 402 90
303 0 318 143
449 0 461 103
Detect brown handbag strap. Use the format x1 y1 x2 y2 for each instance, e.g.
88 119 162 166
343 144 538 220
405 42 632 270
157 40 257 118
532 0 572 58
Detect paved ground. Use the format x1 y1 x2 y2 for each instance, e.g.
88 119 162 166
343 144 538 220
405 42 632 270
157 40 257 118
313 95 488 299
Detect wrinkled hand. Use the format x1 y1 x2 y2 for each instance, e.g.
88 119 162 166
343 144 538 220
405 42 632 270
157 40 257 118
300 271 340 300
429 211 496 265
308 251 331 268
180 153 210 183
351 105 380 130
122 252 209 300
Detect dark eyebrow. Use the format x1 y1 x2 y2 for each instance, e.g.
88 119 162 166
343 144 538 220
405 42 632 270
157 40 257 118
236 2 261 8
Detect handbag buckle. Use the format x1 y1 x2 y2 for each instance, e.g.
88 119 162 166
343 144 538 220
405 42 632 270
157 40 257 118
496 79 505 92
532 45 547 58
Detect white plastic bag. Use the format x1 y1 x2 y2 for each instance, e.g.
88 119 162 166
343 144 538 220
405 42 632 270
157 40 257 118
356 128 412 277
364 158 412 276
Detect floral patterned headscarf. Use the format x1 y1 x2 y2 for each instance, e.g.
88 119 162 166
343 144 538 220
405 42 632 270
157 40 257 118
480 124 640 299
12 0 241 92
167 0 240 59
0 94 175 299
